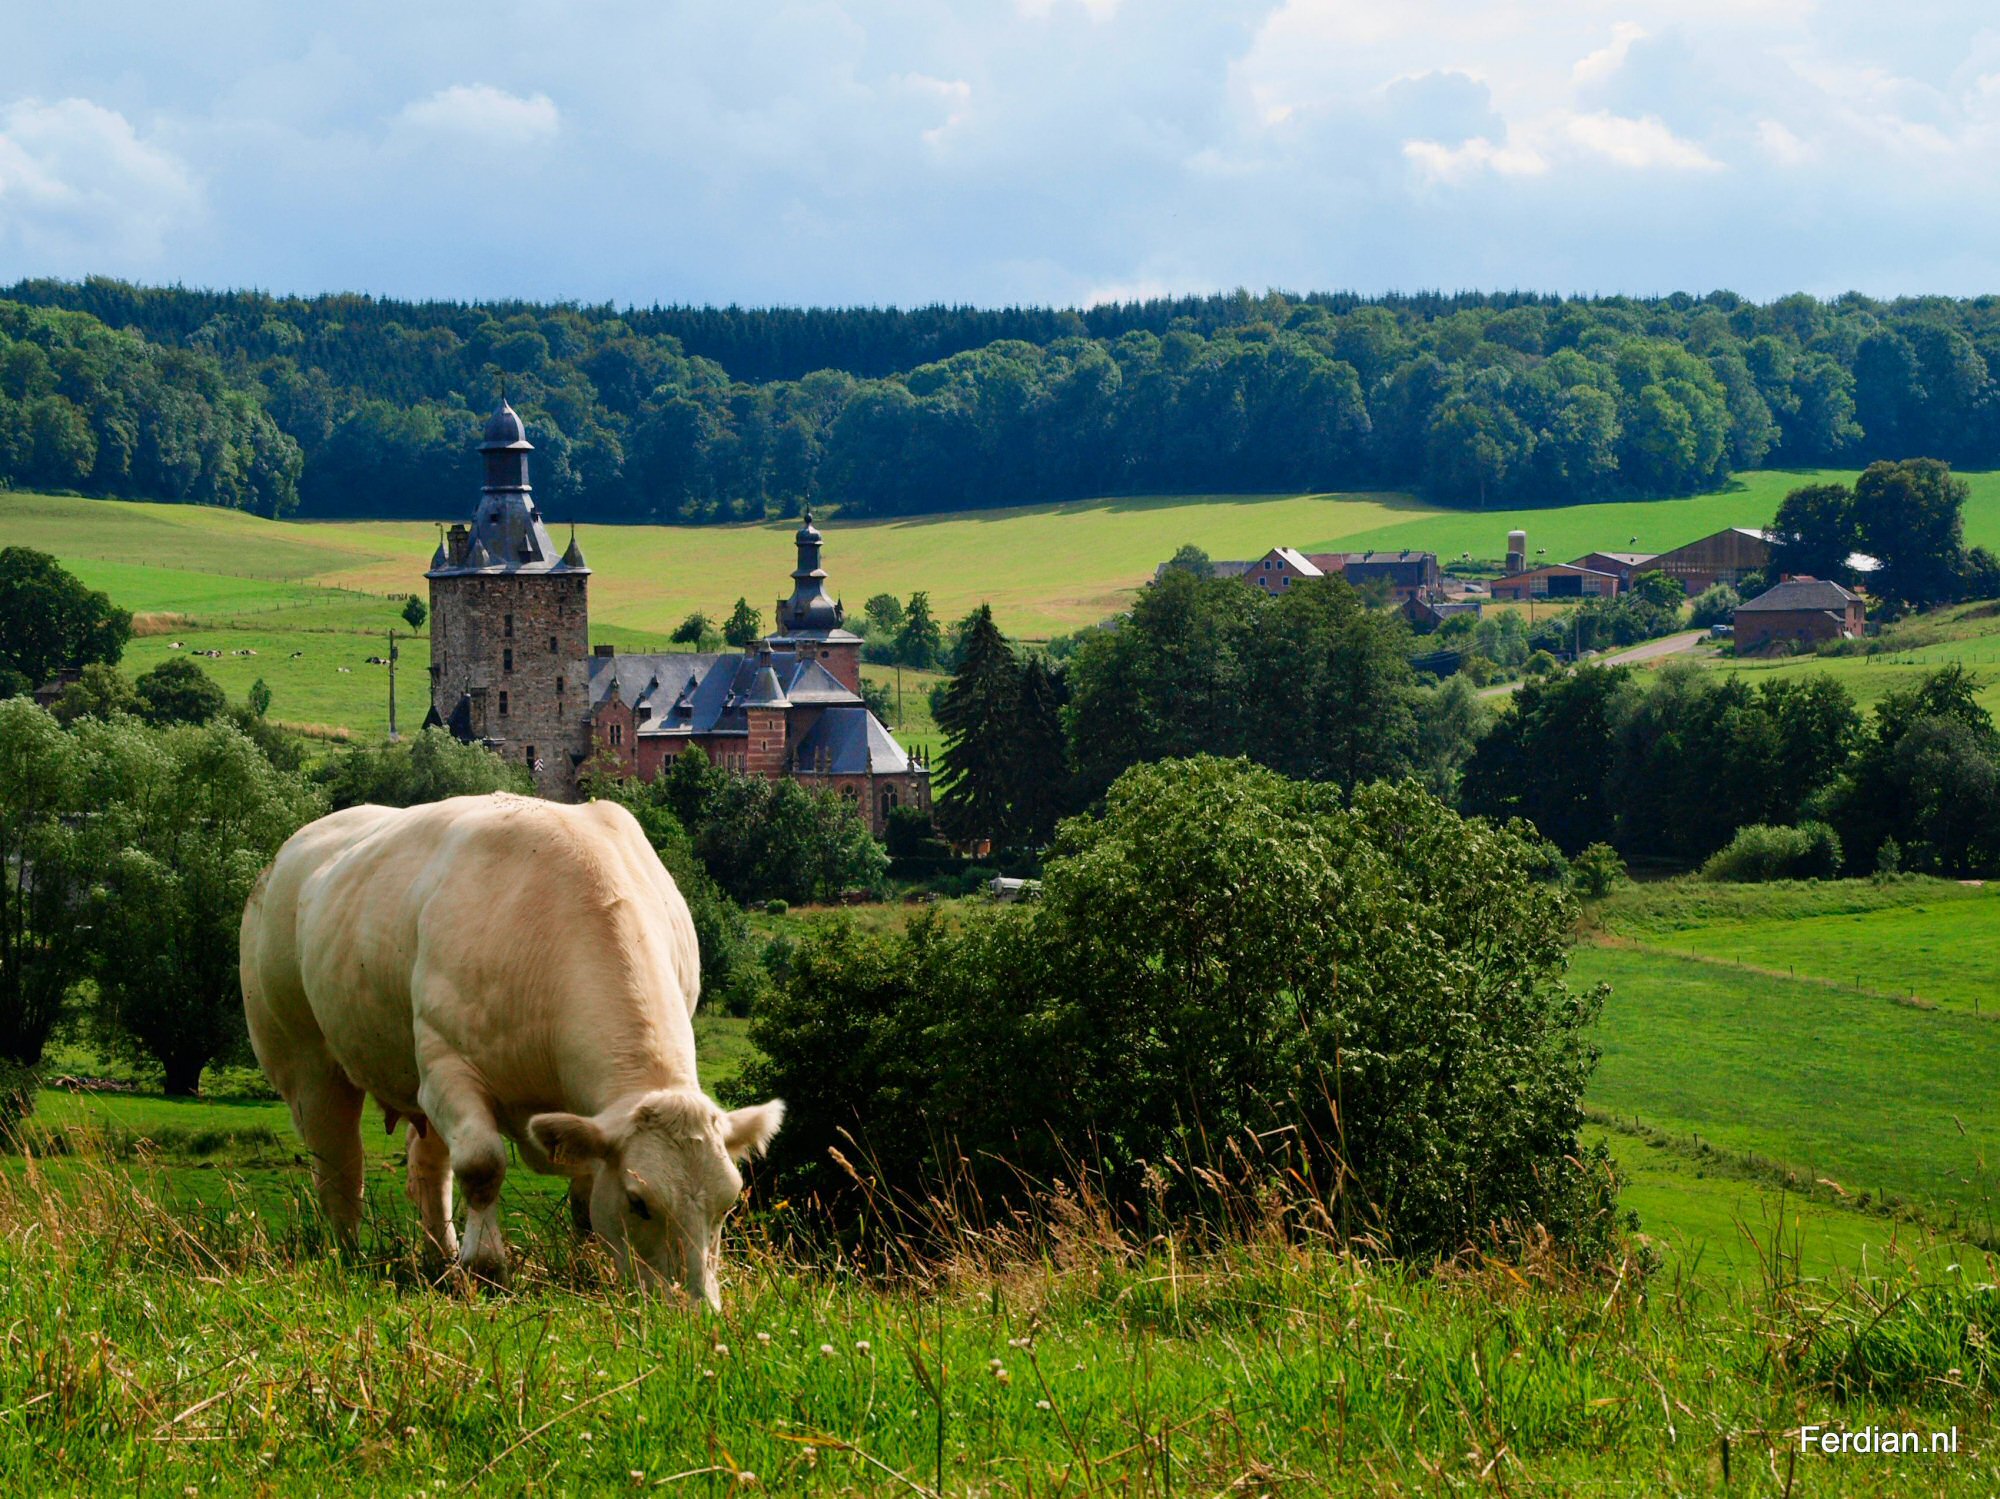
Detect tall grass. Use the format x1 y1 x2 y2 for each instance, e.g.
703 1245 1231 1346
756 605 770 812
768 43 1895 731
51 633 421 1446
2 1130 1995 1494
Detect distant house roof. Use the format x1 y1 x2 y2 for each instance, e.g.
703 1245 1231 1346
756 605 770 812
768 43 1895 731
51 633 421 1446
1571 552 1656 568
1498 562 1624 583
1736 577 1863 613
1270 547 1324 576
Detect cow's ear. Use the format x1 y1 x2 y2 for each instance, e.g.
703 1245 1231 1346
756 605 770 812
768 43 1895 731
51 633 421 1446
530 1112 610 1166
720 1099 786 1162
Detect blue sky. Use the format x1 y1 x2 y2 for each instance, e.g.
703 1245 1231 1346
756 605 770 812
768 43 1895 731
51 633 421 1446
3 0 1999 306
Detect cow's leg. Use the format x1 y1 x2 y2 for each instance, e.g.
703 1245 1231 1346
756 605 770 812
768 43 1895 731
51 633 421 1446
404 1121 458 1267
288 1069 366 1247
417 1057 511 1285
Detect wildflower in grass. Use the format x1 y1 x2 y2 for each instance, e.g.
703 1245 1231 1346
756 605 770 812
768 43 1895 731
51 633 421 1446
820 1343 835 1357
702 1368 716 1379
854 1339 871 1356
713 1342 730 1357
996 1369 1012 1385
629 1473 645 1485
737 1474 758 1487
1036 1400 1052 1410
580 1431 593 1442
755 1331 772 1344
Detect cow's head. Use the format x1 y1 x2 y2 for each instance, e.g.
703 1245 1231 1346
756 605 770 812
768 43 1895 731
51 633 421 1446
530 1090 784 1309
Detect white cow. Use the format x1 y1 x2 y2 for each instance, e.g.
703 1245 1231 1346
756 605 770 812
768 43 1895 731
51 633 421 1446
239 793 782 1305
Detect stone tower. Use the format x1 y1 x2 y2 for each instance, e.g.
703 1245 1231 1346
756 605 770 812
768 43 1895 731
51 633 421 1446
426 398 592 797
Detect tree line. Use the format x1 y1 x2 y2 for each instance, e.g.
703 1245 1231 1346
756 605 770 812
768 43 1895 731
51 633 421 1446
0 301 300 517
929 559 2000 882
15 279 2000 524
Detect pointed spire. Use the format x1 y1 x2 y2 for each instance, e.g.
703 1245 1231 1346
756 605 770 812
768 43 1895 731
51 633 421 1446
562 522 587 569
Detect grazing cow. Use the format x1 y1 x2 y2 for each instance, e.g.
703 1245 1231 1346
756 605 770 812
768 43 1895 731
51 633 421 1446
239 794 783 1304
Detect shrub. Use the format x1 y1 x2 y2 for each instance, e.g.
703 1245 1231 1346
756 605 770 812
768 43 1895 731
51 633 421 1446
735 756 1615 1261
1687 583 1740 629
764 898 788 917
1525 649 1559 676
1572 842 1626 898
1701 821 1843 883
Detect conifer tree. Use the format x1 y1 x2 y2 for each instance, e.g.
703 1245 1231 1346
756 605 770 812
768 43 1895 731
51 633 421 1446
934 605 1020 846
1010 654 1072 843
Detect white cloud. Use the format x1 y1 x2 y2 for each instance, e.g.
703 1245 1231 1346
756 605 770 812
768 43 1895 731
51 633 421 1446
398 84 559 144
1404 134 1548 181
1560 110 1721 171
1755 118 1812 165
1573 23 1647 86
1017 0 1123 19
899 73 972 147
0 97 198 268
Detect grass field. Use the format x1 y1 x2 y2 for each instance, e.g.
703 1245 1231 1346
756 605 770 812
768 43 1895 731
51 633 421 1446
1713 600 2000 717
1592 877 2000 1014
1578 940 2000 1237
11 470 2000 736
6 1103 1995 1494
12 467 2000 640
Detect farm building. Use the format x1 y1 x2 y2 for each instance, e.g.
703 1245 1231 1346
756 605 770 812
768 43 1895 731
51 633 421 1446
1641 528 1772 593
1732 577 1866 654
1240 547 1442 602
1488 562 1624 601
1569 551 1657 585
1403 594 1483 632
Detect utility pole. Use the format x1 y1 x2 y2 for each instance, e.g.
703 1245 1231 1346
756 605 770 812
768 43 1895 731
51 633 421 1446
387 627 399 741
895 663 904 729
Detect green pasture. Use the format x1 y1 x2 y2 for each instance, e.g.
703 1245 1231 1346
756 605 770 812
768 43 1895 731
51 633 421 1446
1583 1123 1962 1284
1579 943 2000 1235
5 1116 1995 1495
16 467 2000 647
1593 877 2000 1014
1712 600 2000 716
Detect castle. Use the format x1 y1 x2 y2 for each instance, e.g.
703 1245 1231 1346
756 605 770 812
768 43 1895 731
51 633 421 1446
425 399 930 832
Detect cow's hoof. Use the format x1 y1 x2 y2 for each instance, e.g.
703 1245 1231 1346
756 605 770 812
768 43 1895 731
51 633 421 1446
456 1250 510 1290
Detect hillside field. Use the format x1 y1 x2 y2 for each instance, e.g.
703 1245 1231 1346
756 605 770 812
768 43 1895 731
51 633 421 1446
12 467 2000 640
10 469 2000 737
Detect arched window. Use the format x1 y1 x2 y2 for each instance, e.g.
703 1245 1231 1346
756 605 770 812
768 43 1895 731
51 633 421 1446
840 785 858 802
880 784 899 819
610 723 623 747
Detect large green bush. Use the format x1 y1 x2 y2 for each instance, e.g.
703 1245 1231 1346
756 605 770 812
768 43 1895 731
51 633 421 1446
735 756 1614 1260
1700 821 1844 883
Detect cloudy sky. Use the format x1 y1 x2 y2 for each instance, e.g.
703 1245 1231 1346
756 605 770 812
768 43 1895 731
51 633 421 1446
3 0 1999 307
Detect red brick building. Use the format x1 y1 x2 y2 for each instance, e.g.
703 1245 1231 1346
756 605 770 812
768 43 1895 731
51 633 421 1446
429 401 929 830
1488 562 1624 601
1732 577 1866 654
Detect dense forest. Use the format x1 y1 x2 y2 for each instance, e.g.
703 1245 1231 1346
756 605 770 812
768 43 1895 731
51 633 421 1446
7 279 2000 524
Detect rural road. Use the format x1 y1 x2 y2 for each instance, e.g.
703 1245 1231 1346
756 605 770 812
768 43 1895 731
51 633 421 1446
1477 630 1708 698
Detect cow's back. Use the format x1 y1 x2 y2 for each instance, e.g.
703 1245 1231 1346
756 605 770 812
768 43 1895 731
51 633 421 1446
280 794 703 1122
241 803 404 1100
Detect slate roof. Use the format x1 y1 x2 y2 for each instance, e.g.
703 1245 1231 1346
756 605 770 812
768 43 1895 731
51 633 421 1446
1735 578 1863 613
792 706 918 774
584 647 862 736
428 398 587 578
